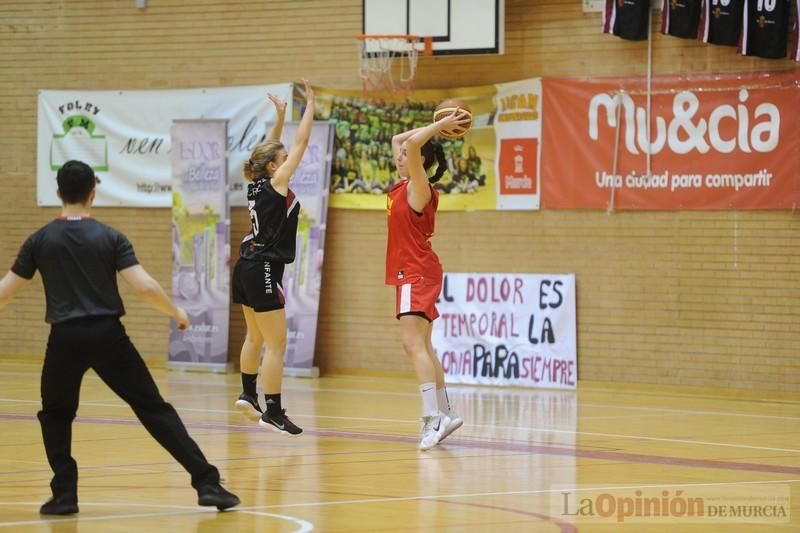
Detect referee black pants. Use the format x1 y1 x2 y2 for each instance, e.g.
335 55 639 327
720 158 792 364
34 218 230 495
38 316 220 499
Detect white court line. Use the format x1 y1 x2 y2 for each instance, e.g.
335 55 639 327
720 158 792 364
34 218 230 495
168 381 800 421
3 390 800 424
1 398 799 454
0 501 313 531
222 478 800 511
0 459 48 466
2 479 796 527
2 369 799 415
579 401 800 421
477 424 800 454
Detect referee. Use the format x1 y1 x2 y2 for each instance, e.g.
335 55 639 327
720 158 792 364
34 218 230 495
0 160 239 515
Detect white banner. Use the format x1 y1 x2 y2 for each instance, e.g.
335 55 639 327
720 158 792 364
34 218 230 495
433 273 577 389
37 84 293 207
493 78 543 210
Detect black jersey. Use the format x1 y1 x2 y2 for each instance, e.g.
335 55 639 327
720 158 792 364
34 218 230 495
698 0 744 45
239 178 300 263
11 217 139 324
738 0 791 58
603 0 652 41
661 0 702 38
792 0 799 60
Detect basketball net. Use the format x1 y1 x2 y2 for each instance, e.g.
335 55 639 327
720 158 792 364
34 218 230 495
357 35 431 96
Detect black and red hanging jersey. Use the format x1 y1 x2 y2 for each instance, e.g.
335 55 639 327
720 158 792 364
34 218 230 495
698 0 744 46
603 0 652 41
738 0 791 58
791 0 799 60
661 0 702 38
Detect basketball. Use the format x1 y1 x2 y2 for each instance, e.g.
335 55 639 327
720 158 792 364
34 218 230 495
433 99 473 139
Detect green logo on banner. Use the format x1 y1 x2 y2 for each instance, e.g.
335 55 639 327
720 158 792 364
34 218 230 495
50 114 109 172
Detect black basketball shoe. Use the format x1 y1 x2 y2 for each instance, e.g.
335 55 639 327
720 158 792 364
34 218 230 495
259 409 303 437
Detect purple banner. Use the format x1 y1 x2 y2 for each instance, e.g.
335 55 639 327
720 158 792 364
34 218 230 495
281 122 334 375
168 119 230 370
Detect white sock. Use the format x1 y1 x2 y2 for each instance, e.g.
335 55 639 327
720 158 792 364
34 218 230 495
419 382 439 417
436 387 451 413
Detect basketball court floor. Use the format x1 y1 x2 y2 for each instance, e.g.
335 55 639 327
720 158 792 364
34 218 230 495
0 357 797 532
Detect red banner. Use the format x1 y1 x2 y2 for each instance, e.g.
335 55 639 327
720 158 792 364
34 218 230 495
541 70 800 209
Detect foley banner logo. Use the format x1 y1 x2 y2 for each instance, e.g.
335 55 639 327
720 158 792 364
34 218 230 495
50 101 109 173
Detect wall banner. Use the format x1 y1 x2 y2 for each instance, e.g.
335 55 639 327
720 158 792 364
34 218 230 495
37 84 293 207
312 79 542 211
541 70 800 209
168 119 230 371
433 273 577 389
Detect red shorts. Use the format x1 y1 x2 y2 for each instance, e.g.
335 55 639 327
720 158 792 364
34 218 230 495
395 276 442 322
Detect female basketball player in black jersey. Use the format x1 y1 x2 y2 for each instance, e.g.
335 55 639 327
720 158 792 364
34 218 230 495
232 79 315 436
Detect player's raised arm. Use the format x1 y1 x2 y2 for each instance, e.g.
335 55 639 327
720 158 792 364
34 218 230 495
265 93 288 142
271 79 315 193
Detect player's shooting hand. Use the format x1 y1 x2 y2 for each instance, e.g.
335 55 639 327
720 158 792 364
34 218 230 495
436 107 471 130
174 307 190 331
267 93 287 115
301 78 315 103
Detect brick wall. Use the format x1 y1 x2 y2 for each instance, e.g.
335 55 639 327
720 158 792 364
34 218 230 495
1 0 798 391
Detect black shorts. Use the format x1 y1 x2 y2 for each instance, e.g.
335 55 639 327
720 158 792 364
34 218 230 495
232 258 286 312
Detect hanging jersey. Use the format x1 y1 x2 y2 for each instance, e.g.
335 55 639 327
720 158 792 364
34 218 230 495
792 0 799 60
738 0 791 58
603 0 651 41
698 0 744 45
239 177 300 263
385 179 443 285
662 0 702 38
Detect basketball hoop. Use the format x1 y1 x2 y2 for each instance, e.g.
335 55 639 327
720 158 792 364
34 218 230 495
357 34 432 96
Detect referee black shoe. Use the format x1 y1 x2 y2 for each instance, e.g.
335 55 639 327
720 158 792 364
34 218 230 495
197 483 241 511
234 392 262 420
40 495 79 515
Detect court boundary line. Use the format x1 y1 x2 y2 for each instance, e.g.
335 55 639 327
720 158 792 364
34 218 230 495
2 372 799 419
0 501 313 531
237 478 800 510
1 412 798 477
1 479 796 529
1 401 798 454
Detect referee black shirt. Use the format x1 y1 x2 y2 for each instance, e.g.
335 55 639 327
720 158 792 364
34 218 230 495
11 216 140 324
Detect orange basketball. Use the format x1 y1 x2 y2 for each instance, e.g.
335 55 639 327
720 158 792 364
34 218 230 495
433 99 473 139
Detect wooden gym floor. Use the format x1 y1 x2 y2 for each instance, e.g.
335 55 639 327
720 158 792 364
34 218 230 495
0 358 797 532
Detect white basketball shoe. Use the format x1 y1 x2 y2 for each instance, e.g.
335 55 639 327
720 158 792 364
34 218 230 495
419 413 451 451
438 410 463 442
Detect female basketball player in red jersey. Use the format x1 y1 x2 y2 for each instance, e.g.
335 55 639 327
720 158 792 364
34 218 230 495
231 79 315 437
386 109 471 450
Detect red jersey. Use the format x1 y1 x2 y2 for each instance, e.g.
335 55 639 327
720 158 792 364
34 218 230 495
385 179 443 285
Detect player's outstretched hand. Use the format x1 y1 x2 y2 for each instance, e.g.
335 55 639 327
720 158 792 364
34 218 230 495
174 307 190 331
301 78 315 103
267 93 287 116
434 107 471 132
